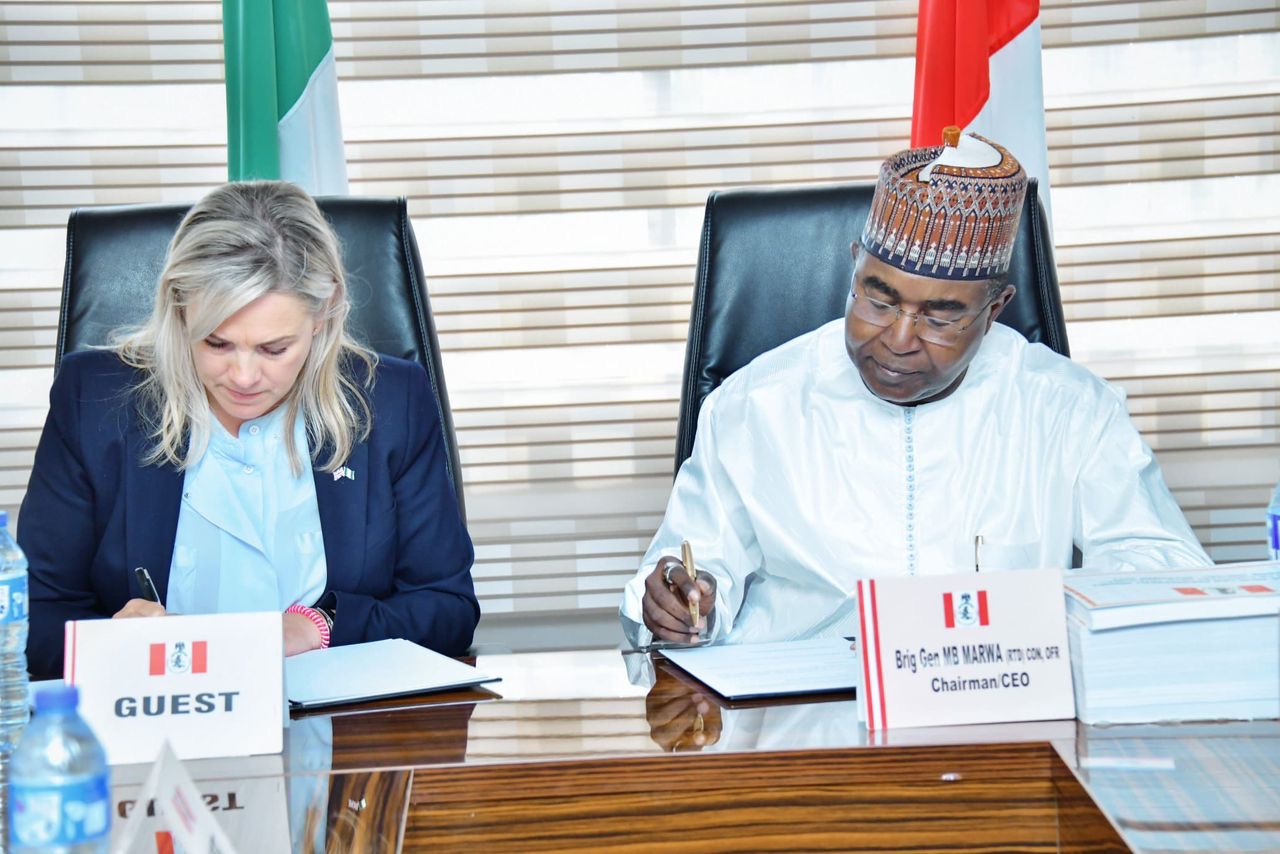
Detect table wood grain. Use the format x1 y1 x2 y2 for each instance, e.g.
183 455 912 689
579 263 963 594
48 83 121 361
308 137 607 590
281 649 1130 851
402 742 1125 851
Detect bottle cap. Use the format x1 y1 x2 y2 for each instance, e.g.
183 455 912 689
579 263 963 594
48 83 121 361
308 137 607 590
34 683 80 714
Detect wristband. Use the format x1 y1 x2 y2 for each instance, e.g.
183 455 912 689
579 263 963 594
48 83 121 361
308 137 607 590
286 603 331 649
316 606 335 634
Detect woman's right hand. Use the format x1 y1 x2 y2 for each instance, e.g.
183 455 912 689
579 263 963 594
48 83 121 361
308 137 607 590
113 598 166 619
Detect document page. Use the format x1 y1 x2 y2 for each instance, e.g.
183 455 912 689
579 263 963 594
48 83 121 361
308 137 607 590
661 637 857 700
1064 562 1280 630
286 638 500 709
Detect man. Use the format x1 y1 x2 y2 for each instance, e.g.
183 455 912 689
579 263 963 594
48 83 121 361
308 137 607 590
620 129 1210 648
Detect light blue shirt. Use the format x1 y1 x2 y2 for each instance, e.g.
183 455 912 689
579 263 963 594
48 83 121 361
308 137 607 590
166 405 327 615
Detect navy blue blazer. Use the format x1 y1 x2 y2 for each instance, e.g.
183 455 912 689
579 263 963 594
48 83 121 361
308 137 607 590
20 349 479 679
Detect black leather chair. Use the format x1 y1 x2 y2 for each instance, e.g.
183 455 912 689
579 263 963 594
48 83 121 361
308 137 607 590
56 196 465 520
675 179 1065 472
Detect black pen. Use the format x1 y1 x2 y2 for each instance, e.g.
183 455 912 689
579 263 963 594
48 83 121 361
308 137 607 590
134 566 161 603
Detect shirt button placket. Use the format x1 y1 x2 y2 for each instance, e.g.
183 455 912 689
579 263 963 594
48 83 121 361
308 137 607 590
904 408 917 575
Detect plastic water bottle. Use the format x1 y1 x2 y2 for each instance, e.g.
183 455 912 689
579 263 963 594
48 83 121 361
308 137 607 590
0 509 30 749
1268 483 1280 561
10 685 111 853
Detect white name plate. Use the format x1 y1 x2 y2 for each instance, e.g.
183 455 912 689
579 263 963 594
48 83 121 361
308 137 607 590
64 612 284 765
855 569 1074 730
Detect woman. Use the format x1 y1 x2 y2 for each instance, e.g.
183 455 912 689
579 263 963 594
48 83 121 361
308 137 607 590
21 182 478 679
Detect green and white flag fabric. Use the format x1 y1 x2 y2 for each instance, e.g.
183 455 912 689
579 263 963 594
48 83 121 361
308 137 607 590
222 0 348 194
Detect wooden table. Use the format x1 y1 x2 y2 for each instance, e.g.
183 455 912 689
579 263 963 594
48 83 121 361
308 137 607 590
116 649 1280 852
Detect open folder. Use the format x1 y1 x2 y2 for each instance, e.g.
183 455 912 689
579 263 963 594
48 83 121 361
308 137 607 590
285 638 500 709
661 637 857 701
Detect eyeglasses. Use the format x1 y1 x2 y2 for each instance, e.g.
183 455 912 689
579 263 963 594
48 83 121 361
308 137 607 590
850 284 995 347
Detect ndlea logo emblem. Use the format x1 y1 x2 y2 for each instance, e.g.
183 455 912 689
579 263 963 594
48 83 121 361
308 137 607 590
149 641 208 676
942 591 989 628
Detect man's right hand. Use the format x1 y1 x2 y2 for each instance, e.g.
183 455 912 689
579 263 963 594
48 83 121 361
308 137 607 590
641 556 716 642
645 665 723 751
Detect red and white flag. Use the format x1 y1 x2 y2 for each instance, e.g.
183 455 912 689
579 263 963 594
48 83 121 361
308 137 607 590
149 640 207 676
911 0 1051 221
943 590 990 628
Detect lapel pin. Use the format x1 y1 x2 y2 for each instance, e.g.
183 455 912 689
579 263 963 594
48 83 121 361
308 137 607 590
333 466 356 482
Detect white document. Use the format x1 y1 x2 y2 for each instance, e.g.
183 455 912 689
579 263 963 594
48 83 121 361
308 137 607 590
660 638 857 700
285 638 500 709
1064 561 1280 630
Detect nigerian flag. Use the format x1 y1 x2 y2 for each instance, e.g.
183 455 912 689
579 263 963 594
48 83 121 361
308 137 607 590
222 0 348 194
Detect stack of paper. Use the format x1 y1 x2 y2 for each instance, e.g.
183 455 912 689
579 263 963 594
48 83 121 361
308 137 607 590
1064 563 1280 724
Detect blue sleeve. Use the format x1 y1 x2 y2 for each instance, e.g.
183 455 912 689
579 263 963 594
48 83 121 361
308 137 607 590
20 356 111 678
327 362 479 654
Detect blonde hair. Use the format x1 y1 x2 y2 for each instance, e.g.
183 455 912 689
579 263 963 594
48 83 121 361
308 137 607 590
116 181 376 475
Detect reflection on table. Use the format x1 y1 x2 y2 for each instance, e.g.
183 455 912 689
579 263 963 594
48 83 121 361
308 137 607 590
105 648 1280 852
1063 720 1280 853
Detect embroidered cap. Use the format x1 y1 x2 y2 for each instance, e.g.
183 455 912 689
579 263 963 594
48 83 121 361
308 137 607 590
860 127 1028 280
